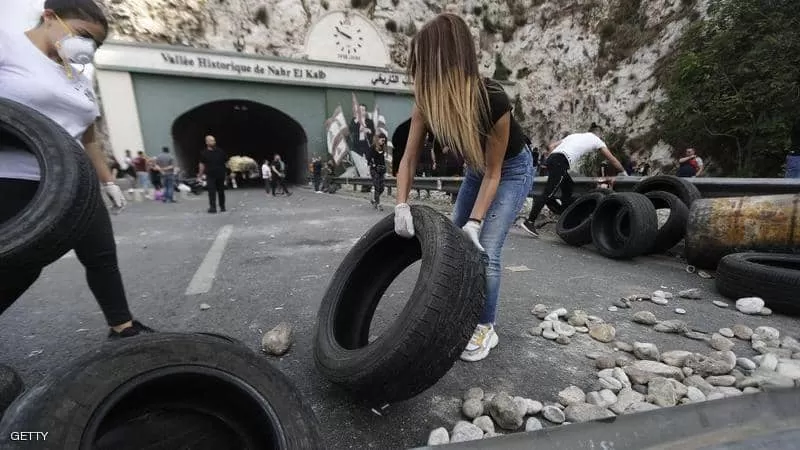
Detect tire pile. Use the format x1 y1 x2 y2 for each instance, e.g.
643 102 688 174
555 175 699 260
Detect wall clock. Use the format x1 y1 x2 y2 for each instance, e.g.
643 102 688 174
333 15 365 58
304 10 390 67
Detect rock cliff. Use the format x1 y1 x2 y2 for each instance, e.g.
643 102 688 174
100 0 708 170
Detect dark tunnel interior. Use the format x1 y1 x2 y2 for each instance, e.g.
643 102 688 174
171 100 307 184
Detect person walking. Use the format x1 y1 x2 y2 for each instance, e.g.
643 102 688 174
367 133 388 210
0 0 153 339
270 154 291 196
520 123 628 237
676 147 702 178
393 13 534 362
312 157 323 193
261 158 272 194
155 146 176 203
198 135 227 213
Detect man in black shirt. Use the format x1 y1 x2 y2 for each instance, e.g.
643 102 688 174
312 157 323 192
198 135 228 213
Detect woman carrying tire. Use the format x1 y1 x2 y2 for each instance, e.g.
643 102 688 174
0 0 153 338
366 132 388 209
393 13 534 362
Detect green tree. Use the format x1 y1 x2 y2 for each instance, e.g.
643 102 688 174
655 0 800 176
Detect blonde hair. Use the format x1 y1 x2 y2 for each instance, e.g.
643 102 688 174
408 13 490 171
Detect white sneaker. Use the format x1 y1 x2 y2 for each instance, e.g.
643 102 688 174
460 324 499 362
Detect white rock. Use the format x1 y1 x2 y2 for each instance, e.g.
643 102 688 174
683 367 694 377
464 387 485 401
525 417 543 431
557 385 586 406
612 367 632 388
661 350 693 367
472 416 495 434
525 399 543 415
261 322 292 356
542 405 565 424
608 306 619 312
743 387 761 394
633 342 660 361
674 308 686 314
706 392 725 401
575 326 589 333
710 333 735 351
752 326 780 343
706 375 736 386
545 308 568 321
712 300 729 308
451 421 483 442
678 288 702 299
428 427 450 445
732 324 754 340
199 303 211 310
776 361 800 379
462 398 484 419
760 353 779 371
735 297 764 314
598 376 624 393
609 387 644 414
542 329 558 340
719 328 734 338
651 296 669 305
736 357 757 371
553 321 576 337
686 386 706 402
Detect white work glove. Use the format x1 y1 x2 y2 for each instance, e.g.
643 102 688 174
394 203 415 238
103 182 127 212
462 220 485 252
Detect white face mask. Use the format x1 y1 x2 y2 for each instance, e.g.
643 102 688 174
56 35 96 65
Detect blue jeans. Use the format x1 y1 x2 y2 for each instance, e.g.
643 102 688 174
162 173 175 202
452 148 534 324
136 172 150 190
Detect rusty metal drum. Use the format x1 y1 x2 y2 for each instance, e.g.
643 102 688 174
685 194 800 269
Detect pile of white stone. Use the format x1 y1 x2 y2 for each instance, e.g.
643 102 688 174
425 304 800 446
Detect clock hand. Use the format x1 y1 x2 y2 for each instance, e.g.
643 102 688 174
335 26 352 39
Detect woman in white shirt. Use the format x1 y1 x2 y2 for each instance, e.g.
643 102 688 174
0 0 153 338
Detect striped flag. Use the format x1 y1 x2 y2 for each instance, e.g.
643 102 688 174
324 105 350 164
371 104 393 168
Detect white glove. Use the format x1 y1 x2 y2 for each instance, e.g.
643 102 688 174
394 203 414 238
103 182 127 211
462 220 485 252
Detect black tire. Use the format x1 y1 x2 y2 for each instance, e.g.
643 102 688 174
633 175 701 208
0 333 323 450
0 365 23 417
716 253 800 315
587 188 614 196
314 205 486 403
556 192 606 246
591 192 659 259
0 98 100 270
644 191 690 255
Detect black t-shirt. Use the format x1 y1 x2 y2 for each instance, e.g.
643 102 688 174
481 78 525 161
200 147 228 177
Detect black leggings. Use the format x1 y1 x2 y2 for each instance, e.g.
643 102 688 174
371 167 386 204
0 179 133 327
271 177 290 195
527 152 574 222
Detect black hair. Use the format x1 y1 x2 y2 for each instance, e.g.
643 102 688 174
43 0 109 34
589 122 603 133
162 146 169 153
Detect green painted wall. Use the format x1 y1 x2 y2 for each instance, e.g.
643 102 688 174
130 73 414 169
130 73 327 159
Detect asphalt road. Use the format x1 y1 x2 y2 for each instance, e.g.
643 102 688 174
1 186 797 449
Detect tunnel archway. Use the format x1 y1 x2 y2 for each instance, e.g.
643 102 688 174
171 100 307 184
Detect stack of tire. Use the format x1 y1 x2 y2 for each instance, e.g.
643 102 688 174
555 175 700 259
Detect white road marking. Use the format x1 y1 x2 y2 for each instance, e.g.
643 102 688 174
185 225 234 296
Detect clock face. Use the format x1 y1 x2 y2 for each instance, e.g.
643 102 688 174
333 15 365 60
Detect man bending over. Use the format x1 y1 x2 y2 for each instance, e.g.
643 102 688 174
521 123 627 238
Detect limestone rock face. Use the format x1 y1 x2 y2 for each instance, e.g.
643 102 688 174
98 0 706 167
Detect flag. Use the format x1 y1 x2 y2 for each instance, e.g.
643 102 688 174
324 105 350 165
372 103 393 168
352 92 367 142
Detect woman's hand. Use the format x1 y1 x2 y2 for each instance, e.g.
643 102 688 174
394 203 414 238
462 220 485 252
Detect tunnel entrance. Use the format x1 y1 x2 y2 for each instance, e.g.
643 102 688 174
171 100 308 185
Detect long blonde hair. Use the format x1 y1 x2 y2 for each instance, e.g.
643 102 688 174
408 13 490 171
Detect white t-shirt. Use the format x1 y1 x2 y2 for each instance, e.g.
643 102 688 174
552 132 608 166
0 29 100 181
261 163 271 179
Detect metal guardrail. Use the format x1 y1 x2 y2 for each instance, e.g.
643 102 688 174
332 175 800 199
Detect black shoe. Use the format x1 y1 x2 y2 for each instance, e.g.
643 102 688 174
108 320 156 339
208 208 217 214
520 220 540 238
220 207 226 212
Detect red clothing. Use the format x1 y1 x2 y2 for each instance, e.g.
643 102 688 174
132 156 148 172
